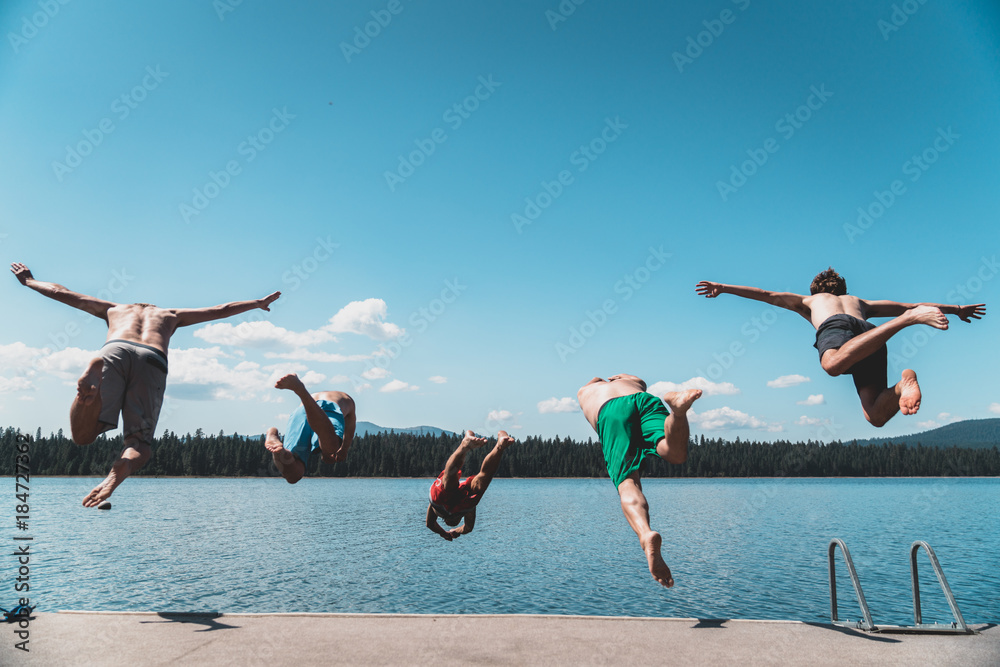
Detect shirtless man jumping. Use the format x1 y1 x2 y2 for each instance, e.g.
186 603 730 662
264 373 356 483
577 375 701 587
697 268 986 426
426 430 515 541
11 262 280 507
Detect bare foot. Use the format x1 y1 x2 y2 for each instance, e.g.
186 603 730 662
275 373 307 393
897 369 922 415
265 427 302 482
82 470 121 508
663 389 702 414
907 305 949 330
495 430 516 451
264 427 284 453
641 531 674 588
76 357 104 406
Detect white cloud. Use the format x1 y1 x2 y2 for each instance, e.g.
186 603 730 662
380 379 418 393
428 376 447 384
362 367 391 380
990 403 1000 415
0 342 46 369
690 407 782 432
0 376 33 393
917 420 939 430
797 394 825 406
488 409 514 423
538 397 580 414
194 321 334 348
326 299 404 340
263 349 370 363
936 412 960 424
647 377 740 397
767 374 811 388
166 346 278 401
795 415 829 427
300 371 327 386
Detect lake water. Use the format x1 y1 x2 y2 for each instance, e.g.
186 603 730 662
14 477 1000 625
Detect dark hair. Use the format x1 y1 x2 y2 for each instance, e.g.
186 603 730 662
810 268 847 296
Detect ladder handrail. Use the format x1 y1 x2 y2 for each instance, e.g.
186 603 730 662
910 541 968 632
828 538 876 631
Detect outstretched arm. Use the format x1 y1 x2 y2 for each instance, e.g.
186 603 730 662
864 300 986 323
10 263 114 320
697 281 809 317
426 504 455 541
172 291 281 327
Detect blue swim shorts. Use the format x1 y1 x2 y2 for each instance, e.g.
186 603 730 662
284 400 345 465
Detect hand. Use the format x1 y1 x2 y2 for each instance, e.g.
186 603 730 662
10 263 33 286
460 430 489 450
446 529 463 539
696 281 723 298
258 291 281 311
439 531 455 541
332 445 349 462
956 303 986 323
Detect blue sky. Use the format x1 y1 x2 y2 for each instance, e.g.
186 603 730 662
1 0 998 443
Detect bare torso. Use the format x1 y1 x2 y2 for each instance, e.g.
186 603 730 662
311 391 356 418
105 304 181 355
801 293 868 329
577 375 648 431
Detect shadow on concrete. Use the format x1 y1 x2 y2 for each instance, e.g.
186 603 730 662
802 622 902 643
691 619 730 629
139 612 239 633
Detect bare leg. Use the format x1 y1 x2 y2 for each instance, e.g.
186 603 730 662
821 306 947 376
264 426 305 484
275 374 342 463
469 431 515 494
70 357 104 445
440 431 488 490
618 475 673 587
658 389 702 464
858 369 921 427
82 440 151 507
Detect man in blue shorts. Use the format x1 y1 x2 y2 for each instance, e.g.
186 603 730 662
577 374 701 587
697 268 986 426
264 373 356 483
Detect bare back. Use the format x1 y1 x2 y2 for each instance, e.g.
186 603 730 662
312 390 356 418
577 375 648 431
801 293 868 329
105 304 181 354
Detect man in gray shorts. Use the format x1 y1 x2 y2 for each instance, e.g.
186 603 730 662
11 262 280 507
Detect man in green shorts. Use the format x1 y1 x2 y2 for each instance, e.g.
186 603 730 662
577 374 701 587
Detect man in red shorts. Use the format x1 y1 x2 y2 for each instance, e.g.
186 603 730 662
426 429 515 541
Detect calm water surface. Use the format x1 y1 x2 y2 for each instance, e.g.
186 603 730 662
17 477 1000 625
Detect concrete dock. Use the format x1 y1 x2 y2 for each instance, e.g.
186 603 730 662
3 612 997 666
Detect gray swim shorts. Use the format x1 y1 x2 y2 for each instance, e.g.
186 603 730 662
96 340 169 445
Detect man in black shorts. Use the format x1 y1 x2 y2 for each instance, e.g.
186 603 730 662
11 262 279 507
696 268 985 426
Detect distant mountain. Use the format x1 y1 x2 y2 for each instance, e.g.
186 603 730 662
355 421 456 438
853 418 1000 449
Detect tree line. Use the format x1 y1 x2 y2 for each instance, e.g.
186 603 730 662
2 426 998 479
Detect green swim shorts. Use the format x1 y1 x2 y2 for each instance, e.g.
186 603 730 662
596 392 670 488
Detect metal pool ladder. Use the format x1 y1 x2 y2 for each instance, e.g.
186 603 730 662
827 538 973 634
